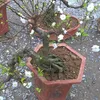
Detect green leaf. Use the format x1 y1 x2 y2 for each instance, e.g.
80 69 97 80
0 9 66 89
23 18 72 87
82 32 88 37
43 2 46 6
80 28 84 33
0 13 3 18
0 84 4 90
83 3 87 8
19 61 26 67
37 67 43 77
18 56 21 63
36 87 41 93
18 56 26 67
35 4 39 9
2 68 8 74
66 15 70 20
21 77 26 84
0 64 4 68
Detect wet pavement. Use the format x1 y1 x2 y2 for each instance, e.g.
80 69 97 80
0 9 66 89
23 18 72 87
0 0 100 100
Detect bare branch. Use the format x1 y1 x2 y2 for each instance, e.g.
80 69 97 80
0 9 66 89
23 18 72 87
13 0 31 17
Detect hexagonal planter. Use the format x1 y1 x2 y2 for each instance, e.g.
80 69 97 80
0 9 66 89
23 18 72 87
26 43 86 100
0 0 10 35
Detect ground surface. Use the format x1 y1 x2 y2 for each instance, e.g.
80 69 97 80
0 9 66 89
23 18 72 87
0 0 100 100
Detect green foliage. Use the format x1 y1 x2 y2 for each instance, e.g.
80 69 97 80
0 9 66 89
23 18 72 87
35 4 39 9
43 2 46 7
83 3 87 8
0 13 3 18
66 15 71 20
37 67 43 77
0 83 4 90
80 28 88 37
21 77 26 84
18 56 26 67
0 64 10 74
35 87 41 93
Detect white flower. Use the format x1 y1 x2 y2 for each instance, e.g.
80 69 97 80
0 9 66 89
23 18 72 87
52 0 55 4
25 82 32 89
62 28 65 31
12 81 18 88
31 37 34 39
23 83 27 86
30 29 34 35
57 6 63 14
6 50 9 53
60 14 66 20
86 16 90 20
87 3 94 12
51 22 56 27
25 70 32 78
2 90 5 93
80 21 83 24
0 96 4 100
58 34 64 41
75 32 81 37
62 28 67 34
20 16 27 23
92 45 100 52
63 30 67 34
53 43 58 49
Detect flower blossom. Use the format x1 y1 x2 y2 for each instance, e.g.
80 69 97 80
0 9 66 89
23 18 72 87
80 21 83 24
20 16 27 23
23 82 32 89
52 0 55 4
30 29 35 35
12 81 18 88
62 28 67 34
92 45 100 52
86 16 90 20
51 22 56 27
60 14 66 20
58 34 64 41
75 32 81 37
87 3 94 12
53 43 58 49
25 70 32 78
57 6 63 14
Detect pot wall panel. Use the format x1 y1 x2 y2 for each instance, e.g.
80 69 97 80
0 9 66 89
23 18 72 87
0 5 9 35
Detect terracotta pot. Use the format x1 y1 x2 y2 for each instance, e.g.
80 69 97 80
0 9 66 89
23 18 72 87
32 16 80 40
49 16 80 40
26 43 86 100
0 0 10 35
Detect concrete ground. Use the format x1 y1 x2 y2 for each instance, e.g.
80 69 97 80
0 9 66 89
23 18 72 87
0 0 100 100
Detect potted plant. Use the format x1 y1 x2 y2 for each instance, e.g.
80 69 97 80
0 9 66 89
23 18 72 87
8 0 86 100
26 42 86 100
5 0 87 100
0 0 10 35
9 0 81 40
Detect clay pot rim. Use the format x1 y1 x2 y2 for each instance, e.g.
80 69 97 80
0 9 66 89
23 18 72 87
29 14 80 33
40 15 80 33
0 0 10 8
26 43 86 85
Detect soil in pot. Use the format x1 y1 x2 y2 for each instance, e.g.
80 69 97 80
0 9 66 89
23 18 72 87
35 46 82 81
31 13 79 36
